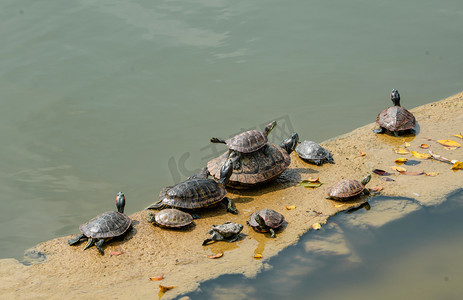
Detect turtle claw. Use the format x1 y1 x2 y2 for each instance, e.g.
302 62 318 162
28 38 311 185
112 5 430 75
68 234 85 245
95 239 105 255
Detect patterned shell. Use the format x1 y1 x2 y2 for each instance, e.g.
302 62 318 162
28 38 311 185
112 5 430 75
207 144 290 188
154 209 193 228
79 211 131 239
327 179 365 200
295 140 334 165
225 130 268 153
160 178 226 209
376 106 416 132
248 209 285 229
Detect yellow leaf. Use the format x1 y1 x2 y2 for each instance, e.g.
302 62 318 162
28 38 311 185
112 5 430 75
334 204 345 208
410 151 431 159
404 142 411 148
308 177 320 183
425 172 439 177
150 275 164 281
206 251 223 259
159 285 175 292
452 161 463 170
395 158 408 163
312 223 321 230
420 144 430 149
391 166 407 172
285 205 296 210
358 150 366 157
393 147 409 154
253 254 263 259
437 140 461 148
453 134 463 139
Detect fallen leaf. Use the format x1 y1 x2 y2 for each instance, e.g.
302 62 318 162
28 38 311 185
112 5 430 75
207 251 223 259
444 146 459 150
394 158 408 164
372 169 392 176
425 172 439 177
159 285 175 292
404 142 411 148
420 144 430 149
453 134 463 139
334 203 345 208
358 150 366 157
301 181 323 188
452 161 463 170
285 205 296 210
253 254 263 259
370 186 384 192
110 251 123 256
150 275 164 281
410 151 431 159
437 140 461 148
391 166 407 172
312 223 321 230
308 177 320 183
393 147 409 154
381 177 395 182
400 171 425 176
424 137 432 141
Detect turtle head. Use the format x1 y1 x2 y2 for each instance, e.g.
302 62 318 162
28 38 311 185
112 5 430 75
116 192 126 213
218 159 233 186
391 89 401 106
254 213 267 229
361 174 371 186
264 121 277 136
279 133 299 154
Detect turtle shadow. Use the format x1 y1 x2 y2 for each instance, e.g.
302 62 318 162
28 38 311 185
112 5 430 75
111 220 139 244
231 196 254 204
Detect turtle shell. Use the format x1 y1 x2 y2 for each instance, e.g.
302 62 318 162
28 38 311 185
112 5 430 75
154 209 193 228
80 211 131 239
209 222 244 238
207 144 290 189
295 140 334 165
327 179 365 200
376 106 416 132
248 209 285 230
159 178 226 209
225 130 268 153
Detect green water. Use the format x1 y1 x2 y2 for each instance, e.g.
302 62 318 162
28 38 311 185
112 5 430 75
0 0 462 263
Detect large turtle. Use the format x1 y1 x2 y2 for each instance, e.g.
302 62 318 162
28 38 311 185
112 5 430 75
295 140 334 165
247 209 285 238
147 208 194 229
326 174 371 201
207 133 299 189
373 89 416 136
210 121 277 169
68 192 132 255
146 159 238 216
202 222 244 245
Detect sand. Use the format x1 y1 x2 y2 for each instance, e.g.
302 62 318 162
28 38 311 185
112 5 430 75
1 92 462 299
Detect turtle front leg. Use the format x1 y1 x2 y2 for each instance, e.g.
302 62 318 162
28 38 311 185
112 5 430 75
372 128 385 134
83 238 95 251
223 197 238 215
228 151 241 170
269 228 276 238
202 232 218 246
95 239 105 255
68 233 86 245
393 131 400 137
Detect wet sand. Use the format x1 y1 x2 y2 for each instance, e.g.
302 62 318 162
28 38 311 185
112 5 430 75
1 92 462 299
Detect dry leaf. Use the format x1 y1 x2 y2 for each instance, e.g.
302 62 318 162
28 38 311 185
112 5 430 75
370 186 384 192
110 251 123 256
424 137 432 141
372 169 392 176
404 142 411 148
420 144 430 149
334 203 345 208
452 161 463 170
253 254 263 259
159 285 175 292
308 177 320 183
393 147 409 154
312 223 321 230
285 205 296 210
444 146 459 150
391 166 407 172
301 180 323 188
207 251 223 259
394 158 408 164
437 140 461 148
400 171 425 176
150 275 164 281
452 134 463 139
410 151 431 159
425 172 439 177
359 150 366 157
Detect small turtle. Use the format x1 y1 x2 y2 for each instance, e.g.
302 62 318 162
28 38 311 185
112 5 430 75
295 140 334 165
326 174 371 201
147 209 194 229
207 133 299 189
210 121 277 169
68 192 132 255
202 222 244 245
146 159 238 216
247 209 285 238
373 89 416 136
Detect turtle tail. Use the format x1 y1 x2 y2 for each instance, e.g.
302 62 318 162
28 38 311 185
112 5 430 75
210 137 226 144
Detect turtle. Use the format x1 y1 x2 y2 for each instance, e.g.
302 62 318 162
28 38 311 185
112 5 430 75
207 133 299 189
146 159 238 216
247 209 285 238
326 174 371 201
210 121 277 169
202 221 244 245
373 89 416 136
147 208 194 229
68 192 132 255
295 140 334 165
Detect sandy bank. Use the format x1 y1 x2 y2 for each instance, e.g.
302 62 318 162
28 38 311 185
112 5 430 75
1 92 463 299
